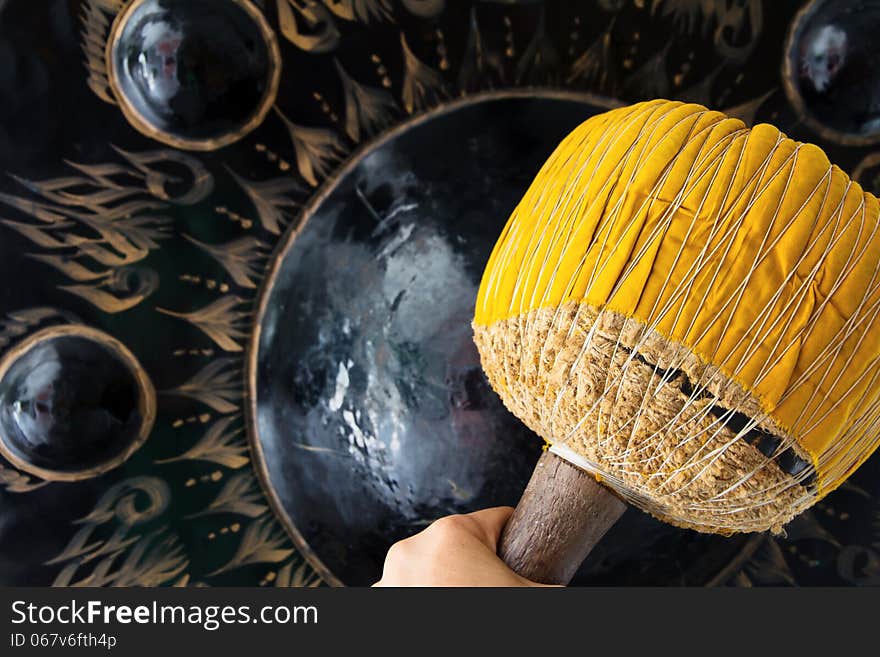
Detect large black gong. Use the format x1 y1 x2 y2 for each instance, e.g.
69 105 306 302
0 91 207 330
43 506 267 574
249 91 753 586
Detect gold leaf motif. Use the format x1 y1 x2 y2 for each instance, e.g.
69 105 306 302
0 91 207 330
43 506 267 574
651 0 722 36
458 7 505 93
60 286 146 314
276 0 340 53
163 358 243 415
187 471 268 519
53 531 189 587
76 239 150 267
325 0 394 23
94 213 172 252
79 0 124 105
45 477 172 584
109 147 214 205
9 170 143 210
60 266 160 315
713 0 762 61
622 42 672 99
183 235 268 290
45 525 138 566
677 63 724 106
27 254 112 282
732 571 753 587
721 89 775 127
157 296 249 353
400 32 449 114
567 20 616 91
335 58 397 142
75 477 171 527
514 10 561 86
274 108 347 187
0 190 71 223
0 463 47 493
0 307 79 349
208 516 295 576
275 559 322 587
0 218 83 249
45 526 107 567
0 150 204 313
225 168 303 234
155 415 249 469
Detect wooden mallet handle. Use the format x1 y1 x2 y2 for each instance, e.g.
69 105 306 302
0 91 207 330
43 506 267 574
499 450 626 585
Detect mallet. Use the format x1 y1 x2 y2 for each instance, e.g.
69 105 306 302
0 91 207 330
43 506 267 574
473 99 880 584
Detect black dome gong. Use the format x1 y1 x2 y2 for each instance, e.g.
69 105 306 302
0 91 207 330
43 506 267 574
106 0 281 151
0 325 155 481
784 0 880 145
248 91 753 586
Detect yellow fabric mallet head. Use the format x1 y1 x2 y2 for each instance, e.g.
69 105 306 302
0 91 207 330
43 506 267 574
474 99 880 584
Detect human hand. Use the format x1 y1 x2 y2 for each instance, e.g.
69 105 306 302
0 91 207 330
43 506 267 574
373 506 554 587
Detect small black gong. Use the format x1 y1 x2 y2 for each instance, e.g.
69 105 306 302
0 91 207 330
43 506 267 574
0 325 155 481
784 0 880 145
106 0 281 151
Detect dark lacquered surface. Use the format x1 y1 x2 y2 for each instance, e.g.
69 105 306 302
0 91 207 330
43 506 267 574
253 95 754 585
0 335 141 476
110 0 273 142
789 0 880 141
2 0 880 588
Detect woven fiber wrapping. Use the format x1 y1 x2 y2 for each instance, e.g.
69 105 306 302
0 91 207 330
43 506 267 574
474 99 880 534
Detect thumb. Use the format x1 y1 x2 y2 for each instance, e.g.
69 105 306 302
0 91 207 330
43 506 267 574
462 506 515 551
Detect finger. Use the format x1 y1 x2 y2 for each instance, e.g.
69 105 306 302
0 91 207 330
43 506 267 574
463 506 515 549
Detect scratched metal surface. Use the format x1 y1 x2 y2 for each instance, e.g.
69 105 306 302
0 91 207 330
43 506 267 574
0 0 878 586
